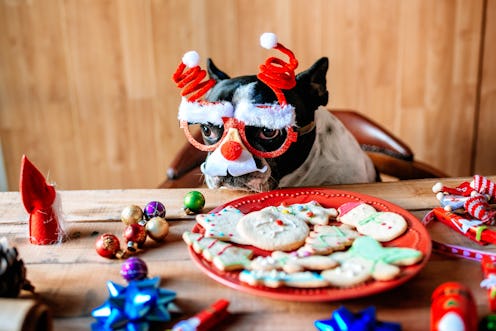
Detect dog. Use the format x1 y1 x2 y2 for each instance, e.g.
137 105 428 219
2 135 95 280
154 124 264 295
196 57 378 192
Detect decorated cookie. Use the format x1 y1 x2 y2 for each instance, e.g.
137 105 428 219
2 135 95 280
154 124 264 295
182 232 253 271
321 236 423 287
337 202 377 227
236 206 310 251
195 206 250 244
338 202 407 242
299 224 361 255
276 201 337 225
249 251 338 273
239 269 329 288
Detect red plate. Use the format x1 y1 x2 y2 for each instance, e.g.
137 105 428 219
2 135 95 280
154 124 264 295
187 188 432 301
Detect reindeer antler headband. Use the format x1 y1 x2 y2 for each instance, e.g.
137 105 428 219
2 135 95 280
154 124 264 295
172 32 299 158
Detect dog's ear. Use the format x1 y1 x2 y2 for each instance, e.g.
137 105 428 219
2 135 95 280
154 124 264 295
207 58 231 82
295 57 329 110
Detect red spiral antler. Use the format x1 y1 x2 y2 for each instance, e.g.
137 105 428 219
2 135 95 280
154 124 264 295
257 33 298 105
172 51 215 102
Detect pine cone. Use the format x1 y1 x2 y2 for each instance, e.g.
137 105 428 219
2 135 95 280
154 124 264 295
0 237 34 297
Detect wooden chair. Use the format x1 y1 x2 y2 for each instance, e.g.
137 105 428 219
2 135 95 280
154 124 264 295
159 109 448 188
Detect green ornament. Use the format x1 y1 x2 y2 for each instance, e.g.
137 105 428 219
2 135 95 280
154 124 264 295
183 191 205 214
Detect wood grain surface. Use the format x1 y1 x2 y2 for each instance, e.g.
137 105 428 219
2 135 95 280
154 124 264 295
0 177 494 330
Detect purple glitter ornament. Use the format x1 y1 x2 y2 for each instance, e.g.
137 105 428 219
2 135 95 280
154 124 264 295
143 201 166 221
120 257 148 282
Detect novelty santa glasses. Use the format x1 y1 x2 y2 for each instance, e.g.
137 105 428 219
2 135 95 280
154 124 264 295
172 32 299 159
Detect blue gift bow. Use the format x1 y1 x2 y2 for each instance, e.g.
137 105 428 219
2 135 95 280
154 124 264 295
314 306 402 331
91 277 176 331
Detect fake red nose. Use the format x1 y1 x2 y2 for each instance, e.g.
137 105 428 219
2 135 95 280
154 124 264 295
221 141 243 161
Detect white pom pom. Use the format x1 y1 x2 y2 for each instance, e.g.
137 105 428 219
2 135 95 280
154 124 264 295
432 182 444 193
436 192 445 201
182 51 200 68
260 32 278 49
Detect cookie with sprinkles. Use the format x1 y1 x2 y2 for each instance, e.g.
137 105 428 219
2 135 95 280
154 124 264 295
236 206 310 251
196 206 250 244
276 201 337 225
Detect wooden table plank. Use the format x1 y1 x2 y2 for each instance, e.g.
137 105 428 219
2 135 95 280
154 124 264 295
0 176 495 331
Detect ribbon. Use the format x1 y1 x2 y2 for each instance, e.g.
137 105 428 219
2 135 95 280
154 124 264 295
314 306 401 331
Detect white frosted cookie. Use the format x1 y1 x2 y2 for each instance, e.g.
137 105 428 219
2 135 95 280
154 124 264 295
321 236 423 287
299 224 361 255
239 269 329 288
195 206 249 244
356 211 408 242
182 231 253 271
276 201 337 225
338 202 407 242
236 206 310 251
249 251 337 273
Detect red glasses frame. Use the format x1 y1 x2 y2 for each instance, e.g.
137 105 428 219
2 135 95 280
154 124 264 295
180 117 298 159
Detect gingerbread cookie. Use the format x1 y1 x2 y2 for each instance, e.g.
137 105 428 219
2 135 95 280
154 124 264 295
249 251 338 273
338 202 408 242
321 236 423 287
299 224 361 255
239 269 329 288
195 206 250 244
276 201 337 225
182 231 253 271
236 206 309 251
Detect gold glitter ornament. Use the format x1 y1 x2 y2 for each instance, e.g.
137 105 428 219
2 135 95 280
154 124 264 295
145 217 169 242
121 205 144 225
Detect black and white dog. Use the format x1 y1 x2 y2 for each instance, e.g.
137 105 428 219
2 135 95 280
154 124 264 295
197 57 377 192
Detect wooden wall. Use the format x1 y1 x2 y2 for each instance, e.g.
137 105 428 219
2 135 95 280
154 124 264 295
0 0 495 190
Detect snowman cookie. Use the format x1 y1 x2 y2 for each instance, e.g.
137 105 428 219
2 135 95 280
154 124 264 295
236 206 309 251
196 206 249 244
338 202 408 242
249 251 338 273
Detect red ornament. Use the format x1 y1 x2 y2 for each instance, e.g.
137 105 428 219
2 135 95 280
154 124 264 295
19 155 64 245
123 224 147 252
95 233 121 258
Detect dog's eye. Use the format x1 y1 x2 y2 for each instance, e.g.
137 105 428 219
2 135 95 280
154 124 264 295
200 124 223 143
258 128 281 140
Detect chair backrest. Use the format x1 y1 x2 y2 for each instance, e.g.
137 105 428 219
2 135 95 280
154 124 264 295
159 109 448 188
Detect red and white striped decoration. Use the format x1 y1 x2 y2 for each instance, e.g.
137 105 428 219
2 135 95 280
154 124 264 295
464 195 495 224
471 175 496 202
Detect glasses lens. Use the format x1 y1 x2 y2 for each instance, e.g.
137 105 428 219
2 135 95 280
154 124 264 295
187 123 224 147
244 126 288 153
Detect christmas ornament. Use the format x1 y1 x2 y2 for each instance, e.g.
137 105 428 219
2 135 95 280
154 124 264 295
120 257 148 282
143 201 166 221
19 155 65 245
123 224 147 252
121 205 144 226
91 277 176 331
0 237 34 297
145 217 169 242
431 282 477 331
314 306 401 331
183 191 205 215
95 233 122 259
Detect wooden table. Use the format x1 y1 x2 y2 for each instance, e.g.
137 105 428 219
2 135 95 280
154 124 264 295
1 177 494 331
